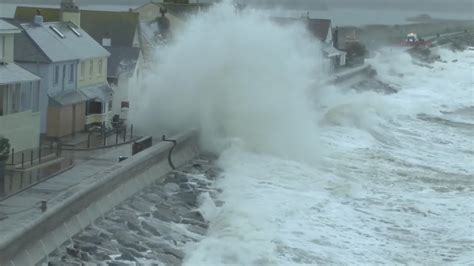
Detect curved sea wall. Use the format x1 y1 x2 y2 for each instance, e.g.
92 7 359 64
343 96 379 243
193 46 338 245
0 131 199 265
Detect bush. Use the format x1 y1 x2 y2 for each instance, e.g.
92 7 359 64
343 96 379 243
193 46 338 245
0 137 10 161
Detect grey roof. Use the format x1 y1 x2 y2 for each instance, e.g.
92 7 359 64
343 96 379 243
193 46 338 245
0 19 21 33
0 63 41 85
80 83 113 102
14 30 51 63
49 89 87 106
15 7 139 47
105 46 140 78
19 21 110 63
324 46 346 57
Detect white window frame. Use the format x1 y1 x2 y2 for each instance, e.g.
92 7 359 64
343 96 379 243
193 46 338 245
80 61 85 79
69 64 74 83
54 65 59 85
98 59 103 75
89 60 93 77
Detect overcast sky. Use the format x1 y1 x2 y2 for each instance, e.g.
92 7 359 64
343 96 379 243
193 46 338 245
240 0 474 12
1 0 473 13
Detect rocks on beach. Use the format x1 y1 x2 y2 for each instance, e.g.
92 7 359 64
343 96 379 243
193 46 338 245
47 155 221 265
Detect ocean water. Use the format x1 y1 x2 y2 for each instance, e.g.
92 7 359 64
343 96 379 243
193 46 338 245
181 48 474 265
129 2 474 265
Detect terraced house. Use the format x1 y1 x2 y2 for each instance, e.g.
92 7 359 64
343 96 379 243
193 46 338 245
16 0 142 121
0 19 41 155
11 11 111 138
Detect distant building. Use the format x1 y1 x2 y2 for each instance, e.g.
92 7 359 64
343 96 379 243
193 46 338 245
106 47 141 120
0 19 41 154
134 1 211 57
272 16 347 71
15 0 143 121
10 13 110 138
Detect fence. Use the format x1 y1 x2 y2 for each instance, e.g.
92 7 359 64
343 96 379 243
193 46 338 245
86 124 135 149
6 144 61 170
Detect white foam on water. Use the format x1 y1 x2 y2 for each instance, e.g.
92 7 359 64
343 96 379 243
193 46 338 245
183 49 474 265
131 1 324 163
131 1 474 264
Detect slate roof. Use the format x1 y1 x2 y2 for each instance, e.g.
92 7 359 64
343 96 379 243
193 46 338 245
49 89 87 106
16 21 109 63
105 46 140 78
0 19 21 33
80 83 113 102
15 7 139 47
307 18 331 42
0 63 40 85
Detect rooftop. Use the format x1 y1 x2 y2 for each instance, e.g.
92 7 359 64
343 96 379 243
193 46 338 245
0 19 21 34
0 63 41 85
15 20 109 63
105 46 140 79
271 17 332 42
15 7 139 47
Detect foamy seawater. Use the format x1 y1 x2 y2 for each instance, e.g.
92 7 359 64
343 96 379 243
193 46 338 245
183 49 474 265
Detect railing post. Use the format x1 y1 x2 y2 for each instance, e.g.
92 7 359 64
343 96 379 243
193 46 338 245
30 150 34 166
11 148 14 165
130 124 133 141
115 130 119 144
21 153 24 169
87 132 91 148
123 127 126 142
39 148 42 163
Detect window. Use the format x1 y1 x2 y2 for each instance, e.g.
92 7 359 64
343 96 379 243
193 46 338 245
89 60 93 76
32 81 40 112
50 26 65 38
54 65 59 85
80 62 85 79
20 82 32 111
68 24 81 37
0 36 4 61
0 85 6 116
98 59 103 75
86 101 102 115
10 84 21 114
62 65 66 88
69 64 74 83
121 101 129 108
108 100 112 111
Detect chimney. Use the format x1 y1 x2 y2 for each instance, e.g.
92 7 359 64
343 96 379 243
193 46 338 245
34 9 43 26
60 0 81 27
102 32 111 46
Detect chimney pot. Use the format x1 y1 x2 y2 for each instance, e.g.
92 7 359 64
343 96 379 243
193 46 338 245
34 15 44 26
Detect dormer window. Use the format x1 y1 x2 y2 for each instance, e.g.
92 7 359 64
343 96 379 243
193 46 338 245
68 24 81 37
50 26 65 38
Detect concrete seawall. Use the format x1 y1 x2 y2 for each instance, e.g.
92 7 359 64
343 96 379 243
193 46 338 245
0 130 200 265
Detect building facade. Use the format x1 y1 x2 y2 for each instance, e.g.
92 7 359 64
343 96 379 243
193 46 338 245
0 20 41 153
16 0 142 122
12 14 110 138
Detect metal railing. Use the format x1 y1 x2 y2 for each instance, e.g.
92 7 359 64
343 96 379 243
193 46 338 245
7 144 61 170
86 124 134 149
